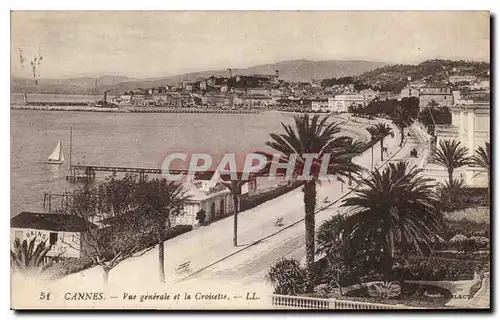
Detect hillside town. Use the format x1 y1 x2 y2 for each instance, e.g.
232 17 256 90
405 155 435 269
109 61 490 115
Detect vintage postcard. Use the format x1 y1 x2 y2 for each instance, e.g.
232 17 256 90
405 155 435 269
10 11 490 310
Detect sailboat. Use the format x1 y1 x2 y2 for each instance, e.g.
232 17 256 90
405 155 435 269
47 140 65 165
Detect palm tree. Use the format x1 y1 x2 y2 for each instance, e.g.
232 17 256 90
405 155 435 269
436 178 468 213
221 180 246 247
472 142 490 186
431 139 470 183
366 123 393 162
366 127 378 171
265 114 362 292
343 139 366 186
341 161 442 279
135 178 190 283
10 237 58 276
392 106 413 147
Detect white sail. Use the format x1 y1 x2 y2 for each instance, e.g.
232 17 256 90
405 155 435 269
59 143 65 162
48 141 64 162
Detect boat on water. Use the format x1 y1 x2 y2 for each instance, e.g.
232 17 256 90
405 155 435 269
47 140 65 165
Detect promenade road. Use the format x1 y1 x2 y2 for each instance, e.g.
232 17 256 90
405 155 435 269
58 117 422 293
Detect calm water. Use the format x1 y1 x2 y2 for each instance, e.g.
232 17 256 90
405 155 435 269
11 93 101 103
10 110 295 216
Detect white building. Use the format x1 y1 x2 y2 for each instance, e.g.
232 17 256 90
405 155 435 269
449 75 478 85
173 172 257 226
10 212 97 259
311 99 329 112
328 94 364 113
360 88 378 103
431 101 490 187
469 79 490 91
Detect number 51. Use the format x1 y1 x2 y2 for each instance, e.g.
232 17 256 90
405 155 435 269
39 292 51 300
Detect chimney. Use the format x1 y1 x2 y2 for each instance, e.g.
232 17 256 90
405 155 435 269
228 68 232 79
275 70 279 78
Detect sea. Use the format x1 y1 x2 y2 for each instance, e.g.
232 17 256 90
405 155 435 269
10 106 296 217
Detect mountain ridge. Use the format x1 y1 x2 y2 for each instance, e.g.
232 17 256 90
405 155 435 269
11 59 388 95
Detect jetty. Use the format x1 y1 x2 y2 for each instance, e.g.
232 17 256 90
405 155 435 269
66 164 260 183
11 104 262 114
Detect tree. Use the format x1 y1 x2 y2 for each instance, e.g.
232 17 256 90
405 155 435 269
265 114 362 292
431 139 470 183
436 178 469 212
10 237 59 276
341 161 442 279
66 175 154 283
366 127 378 170
366 123 393 162
134 178 190 283
471 142 490 189
316 215 348 295
221 180 246 247
392 106 413 147
400 97 420 120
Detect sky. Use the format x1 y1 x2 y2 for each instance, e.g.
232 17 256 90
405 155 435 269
10 11 490 79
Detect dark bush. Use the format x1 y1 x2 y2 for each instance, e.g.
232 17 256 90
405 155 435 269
135 224 193 253
266 258 307 295
391 256 483 281
433 250 489 260
241 180 304 211
442 218 490 239
195 209 206 224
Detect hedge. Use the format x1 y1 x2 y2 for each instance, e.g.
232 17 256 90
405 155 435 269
240 180 304 211
392 256 484 281
47 257 94 280
135 224 193 252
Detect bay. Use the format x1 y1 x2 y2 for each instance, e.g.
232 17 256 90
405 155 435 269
10 109 295 216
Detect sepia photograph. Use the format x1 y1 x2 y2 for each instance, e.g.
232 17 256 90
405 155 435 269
9 10 491 310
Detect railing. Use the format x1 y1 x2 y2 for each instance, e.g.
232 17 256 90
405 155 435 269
272 294 331 309
271 294 416 310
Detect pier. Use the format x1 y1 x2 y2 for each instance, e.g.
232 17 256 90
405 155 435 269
66 164 260 183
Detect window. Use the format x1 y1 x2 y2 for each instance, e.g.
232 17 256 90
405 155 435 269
49 232 58 246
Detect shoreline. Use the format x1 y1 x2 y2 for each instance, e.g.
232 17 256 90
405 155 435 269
10 105 263 114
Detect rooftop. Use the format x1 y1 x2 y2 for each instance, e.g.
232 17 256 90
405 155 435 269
11 212 97 232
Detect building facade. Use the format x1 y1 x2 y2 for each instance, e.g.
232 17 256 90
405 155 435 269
433 101 490 187
173 175 258 226
419 86 453 109
328 94 364 113
311 99 329 112
10 212 97 259
399 86 420 100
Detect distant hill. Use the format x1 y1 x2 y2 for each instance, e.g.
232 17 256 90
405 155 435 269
11 59 387 95
11 75 135 95
358 59 490 85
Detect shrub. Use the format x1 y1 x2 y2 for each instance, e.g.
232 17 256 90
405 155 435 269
46 256 94 279
433 250 489 261
469 279 482 298
266 258 307 295
442 219 490 239
367 281 402 299
391 256 483 281
195 209 206 224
